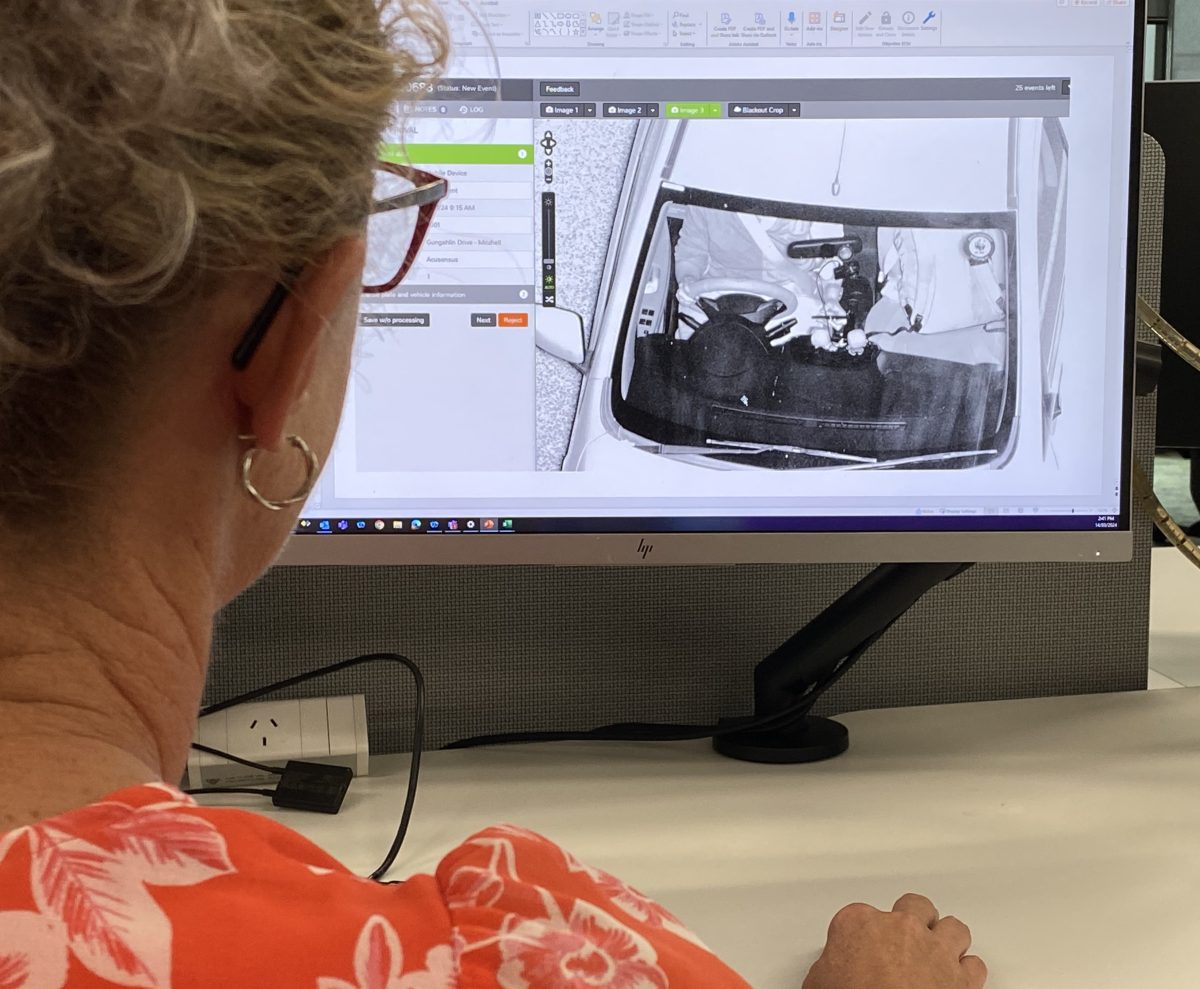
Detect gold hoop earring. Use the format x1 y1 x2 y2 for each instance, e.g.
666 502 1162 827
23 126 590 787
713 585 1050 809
238 434 320 511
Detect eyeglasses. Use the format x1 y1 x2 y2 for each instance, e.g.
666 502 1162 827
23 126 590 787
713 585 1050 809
231 161 449 370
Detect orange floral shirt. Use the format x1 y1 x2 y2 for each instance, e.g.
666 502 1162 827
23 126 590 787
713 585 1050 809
0 783 752 989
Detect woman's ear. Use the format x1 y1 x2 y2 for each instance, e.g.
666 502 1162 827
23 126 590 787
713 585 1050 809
232 237 366 451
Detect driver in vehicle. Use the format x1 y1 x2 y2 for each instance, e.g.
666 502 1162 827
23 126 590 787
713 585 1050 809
673 206 846 344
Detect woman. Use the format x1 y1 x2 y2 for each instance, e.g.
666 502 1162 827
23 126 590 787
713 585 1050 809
0 2 987 986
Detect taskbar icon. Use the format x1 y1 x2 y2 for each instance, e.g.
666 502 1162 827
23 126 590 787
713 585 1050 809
297 516 520 534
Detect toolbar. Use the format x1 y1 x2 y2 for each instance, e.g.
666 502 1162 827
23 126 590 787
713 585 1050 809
441 1 1130 51
398 76 1072 121
447 5 948 48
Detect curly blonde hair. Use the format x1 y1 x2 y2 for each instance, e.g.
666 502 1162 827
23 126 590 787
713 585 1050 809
0 0 447 521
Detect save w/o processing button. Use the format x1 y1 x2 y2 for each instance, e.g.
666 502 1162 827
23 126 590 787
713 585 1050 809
498 312 529 328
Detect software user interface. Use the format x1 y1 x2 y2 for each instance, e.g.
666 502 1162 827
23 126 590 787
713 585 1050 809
297 0 1139 538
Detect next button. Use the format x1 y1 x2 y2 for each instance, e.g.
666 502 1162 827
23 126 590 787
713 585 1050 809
498 312 529 328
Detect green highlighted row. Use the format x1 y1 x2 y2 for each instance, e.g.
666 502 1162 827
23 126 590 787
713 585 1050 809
664 102 723 119
380 143 535 166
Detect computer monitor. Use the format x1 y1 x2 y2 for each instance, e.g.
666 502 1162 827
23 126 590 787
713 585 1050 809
284 0 1144 567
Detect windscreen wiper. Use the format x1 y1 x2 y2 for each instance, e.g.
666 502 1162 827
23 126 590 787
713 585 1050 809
704 439 878 464
839 449 998 470
636 441 857 461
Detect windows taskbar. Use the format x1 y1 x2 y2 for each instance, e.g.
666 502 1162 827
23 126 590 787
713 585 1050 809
295 513 1125 535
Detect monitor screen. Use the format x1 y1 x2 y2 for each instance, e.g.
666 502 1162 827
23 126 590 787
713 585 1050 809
285 0 1144 565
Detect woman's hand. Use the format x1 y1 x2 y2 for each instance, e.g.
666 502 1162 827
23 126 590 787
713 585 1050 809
802 893 987 989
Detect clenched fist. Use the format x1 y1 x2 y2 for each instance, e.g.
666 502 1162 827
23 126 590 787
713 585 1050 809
803 894 987 989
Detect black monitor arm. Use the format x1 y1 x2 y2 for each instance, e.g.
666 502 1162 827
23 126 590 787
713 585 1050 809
714 562 973 764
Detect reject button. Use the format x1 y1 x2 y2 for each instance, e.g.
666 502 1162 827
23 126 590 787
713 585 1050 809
498 312 529 328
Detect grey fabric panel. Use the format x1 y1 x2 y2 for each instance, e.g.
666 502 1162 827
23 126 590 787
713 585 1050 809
1140 136 1165 314
207 139 1165 756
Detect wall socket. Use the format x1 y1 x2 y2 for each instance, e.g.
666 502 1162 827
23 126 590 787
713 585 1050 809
187 694 369 788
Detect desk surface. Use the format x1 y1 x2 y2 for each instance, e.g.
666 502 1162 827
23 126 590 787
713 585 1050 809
214 686 1200 989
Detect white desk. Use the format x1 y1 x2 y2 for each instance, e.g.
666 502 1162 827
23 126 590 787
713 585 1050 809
217 687 1200 989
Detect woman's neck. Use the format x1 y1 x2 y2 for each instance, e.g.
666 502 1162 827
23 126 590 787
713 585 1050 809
0 553 214 829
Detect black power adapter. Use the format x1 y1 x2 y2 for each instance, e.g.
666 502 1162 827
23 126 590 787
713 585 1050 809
271 761 354 814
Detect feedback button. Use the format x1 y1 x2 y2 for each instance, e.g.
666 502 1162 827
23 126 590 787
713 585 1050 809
498 312 529 328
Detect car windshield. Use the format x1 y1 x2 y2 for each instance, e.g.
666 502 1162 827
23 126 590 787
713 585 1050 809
609 187 1017 470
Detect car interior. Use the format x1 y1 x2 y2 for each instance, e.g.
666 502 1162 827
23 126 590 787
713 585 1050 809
614 198 1017 470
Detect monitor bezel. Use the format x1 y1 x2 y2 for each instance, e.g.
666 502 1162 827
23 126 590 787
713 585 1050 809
280 529 1133 566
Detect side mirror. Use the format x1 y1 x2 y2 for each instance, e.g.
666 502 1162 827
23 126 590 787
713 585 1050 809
536 306 586 364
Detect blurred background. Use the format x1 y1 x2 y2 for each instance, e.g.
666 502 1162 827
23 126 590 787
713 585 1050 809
1144 0 1199 532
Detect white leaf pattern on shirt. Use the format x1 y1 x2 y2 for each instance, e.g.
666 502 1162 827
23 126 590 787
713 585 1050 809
0 793 237 989
0 911 70 989
317 915 457 989
30 826 172 989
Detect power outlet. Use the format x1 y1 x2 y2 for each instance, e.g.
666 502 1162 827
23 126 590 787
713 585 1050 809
187 695 369 789
230 701 303 763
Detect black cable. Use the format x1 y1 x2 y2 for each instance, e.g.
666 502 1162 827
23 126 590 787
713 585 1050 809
446 626 891 750
185 787 276 798
199 652 424 883
189 742 284 776
362 656 424 883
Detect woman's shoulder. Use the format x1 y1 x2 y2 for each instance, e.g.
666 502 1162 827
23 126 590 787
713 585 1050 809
0 785 752 989
0 783 454 988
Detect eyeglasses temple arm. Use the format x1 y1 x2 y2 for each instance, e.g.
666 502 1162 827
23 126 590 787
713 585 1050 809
231 281 291 371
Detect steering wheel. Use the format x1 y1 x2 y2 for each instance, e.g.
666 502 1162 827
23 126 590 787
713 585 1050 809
686 278 799 325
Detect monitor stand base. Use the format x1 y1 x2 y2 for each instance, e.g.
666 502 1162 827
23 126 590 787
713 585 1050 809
711 562 972 766
713 716 849 764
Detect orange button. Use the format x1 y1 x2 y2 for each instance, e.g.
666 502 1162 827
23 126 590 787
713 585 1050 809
498 312 529 328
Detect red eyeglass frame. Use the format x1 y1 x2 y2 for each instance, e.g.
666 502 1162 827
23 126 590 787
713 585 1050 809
231 161 449 370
